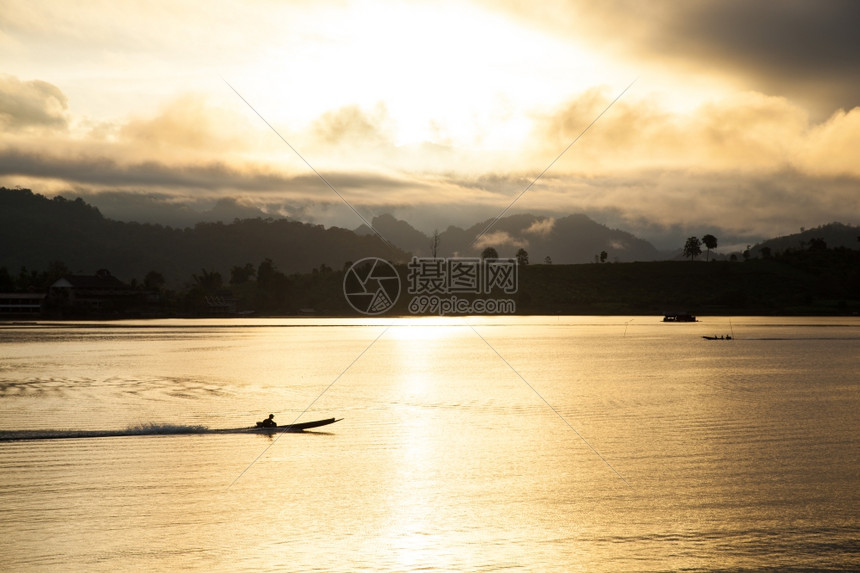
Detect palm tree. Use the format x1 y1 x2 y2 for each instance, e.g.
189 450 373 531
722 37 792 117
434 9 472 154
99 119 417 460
192 268 223 292
702 234 718 261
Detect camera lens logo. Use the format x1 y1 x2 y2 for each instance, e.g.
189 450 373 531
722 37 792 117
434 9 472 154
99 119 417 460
343 257 401 315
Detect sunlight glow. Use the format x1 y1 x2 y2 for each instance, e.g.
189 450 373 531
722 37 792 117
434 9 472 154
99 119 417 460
387 322 464 342
238 0 614 150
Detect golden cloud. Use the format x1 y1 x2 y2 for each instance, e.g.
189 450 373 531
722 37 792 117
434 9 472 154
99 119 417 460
474 230 529 251
536 88 860 179
523 217 556 236
1 72 857 243
0 74 68 132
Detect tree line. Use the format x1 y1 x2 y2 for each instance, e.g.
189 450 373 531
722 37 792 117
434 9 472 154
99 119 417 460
3 240 859 317
0 258 353 316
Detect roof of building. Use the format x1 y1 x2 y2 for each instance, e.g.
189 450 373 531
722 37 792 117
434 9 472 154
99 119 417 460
0 293 47 300
51 269 129 289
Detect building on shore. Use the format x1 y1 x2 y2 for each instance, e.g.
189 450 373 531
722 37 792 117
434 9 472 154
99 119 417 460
48 269 138 316
0 293 46 317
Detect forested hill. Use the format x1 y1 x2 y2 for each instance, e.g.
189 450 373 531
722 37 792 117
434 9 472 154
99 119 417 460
751 222 860 254
0 188 408 285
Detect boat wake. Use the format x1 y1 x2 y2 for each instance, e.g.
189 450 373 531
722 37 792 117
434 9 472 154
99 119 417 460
0 423 211 442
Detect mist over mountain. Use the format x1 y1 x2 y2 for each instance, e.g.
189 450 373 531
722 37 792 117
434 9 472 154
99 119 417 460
0 188 406 285
358 212 663 263
69 190 856 259
74 192 286 229
4 187 857 293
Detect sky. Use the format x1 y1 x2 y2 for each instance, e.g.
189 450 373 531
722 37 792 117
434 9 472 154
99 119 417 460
2 0 859 250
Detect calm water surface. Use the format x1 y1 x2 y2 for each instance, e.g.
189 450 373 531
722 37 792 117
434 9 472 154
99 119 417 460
0 316 857 572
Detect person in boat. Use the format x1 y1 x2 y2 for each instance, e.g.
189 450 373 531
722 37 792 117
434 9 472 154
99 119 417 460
257 414 277 428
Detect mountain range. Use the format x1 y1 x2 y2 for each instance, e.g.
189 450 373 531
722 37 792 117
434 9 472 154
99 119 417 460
1 187 857 287
356 213 663 262
0 188 405 286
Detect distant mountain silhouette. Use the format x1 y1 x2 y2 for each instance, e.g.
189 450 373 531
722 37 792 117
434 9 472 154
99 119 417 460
751 222 860 255
70 193 280 229
5 187 857 290
201 197 279 223
0 188 407 285
355 213 432 255
359 212 662 262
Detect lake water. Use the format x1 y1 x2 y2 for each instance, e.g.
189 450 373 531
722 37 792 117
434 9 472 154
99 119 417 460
0 316 857 572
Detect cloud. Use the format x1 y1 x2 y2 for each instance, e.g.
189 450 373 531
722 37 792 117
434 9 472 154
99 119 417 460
1 68 856 249
639 0 860 115
474 230 528 251
0 146 256 190
119 94 248 153
0 0 296 66
495 0 860 117
523 217 555 236
537 88 860 178
311 104 393 148
542 168 860 248
0 74 68 131
799 107 860 177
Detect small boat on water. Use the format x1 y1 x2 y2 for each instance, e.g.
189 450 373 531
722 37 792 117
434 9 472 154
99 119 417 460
702 335 732 340
663 313 697 322
247 417 342 433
